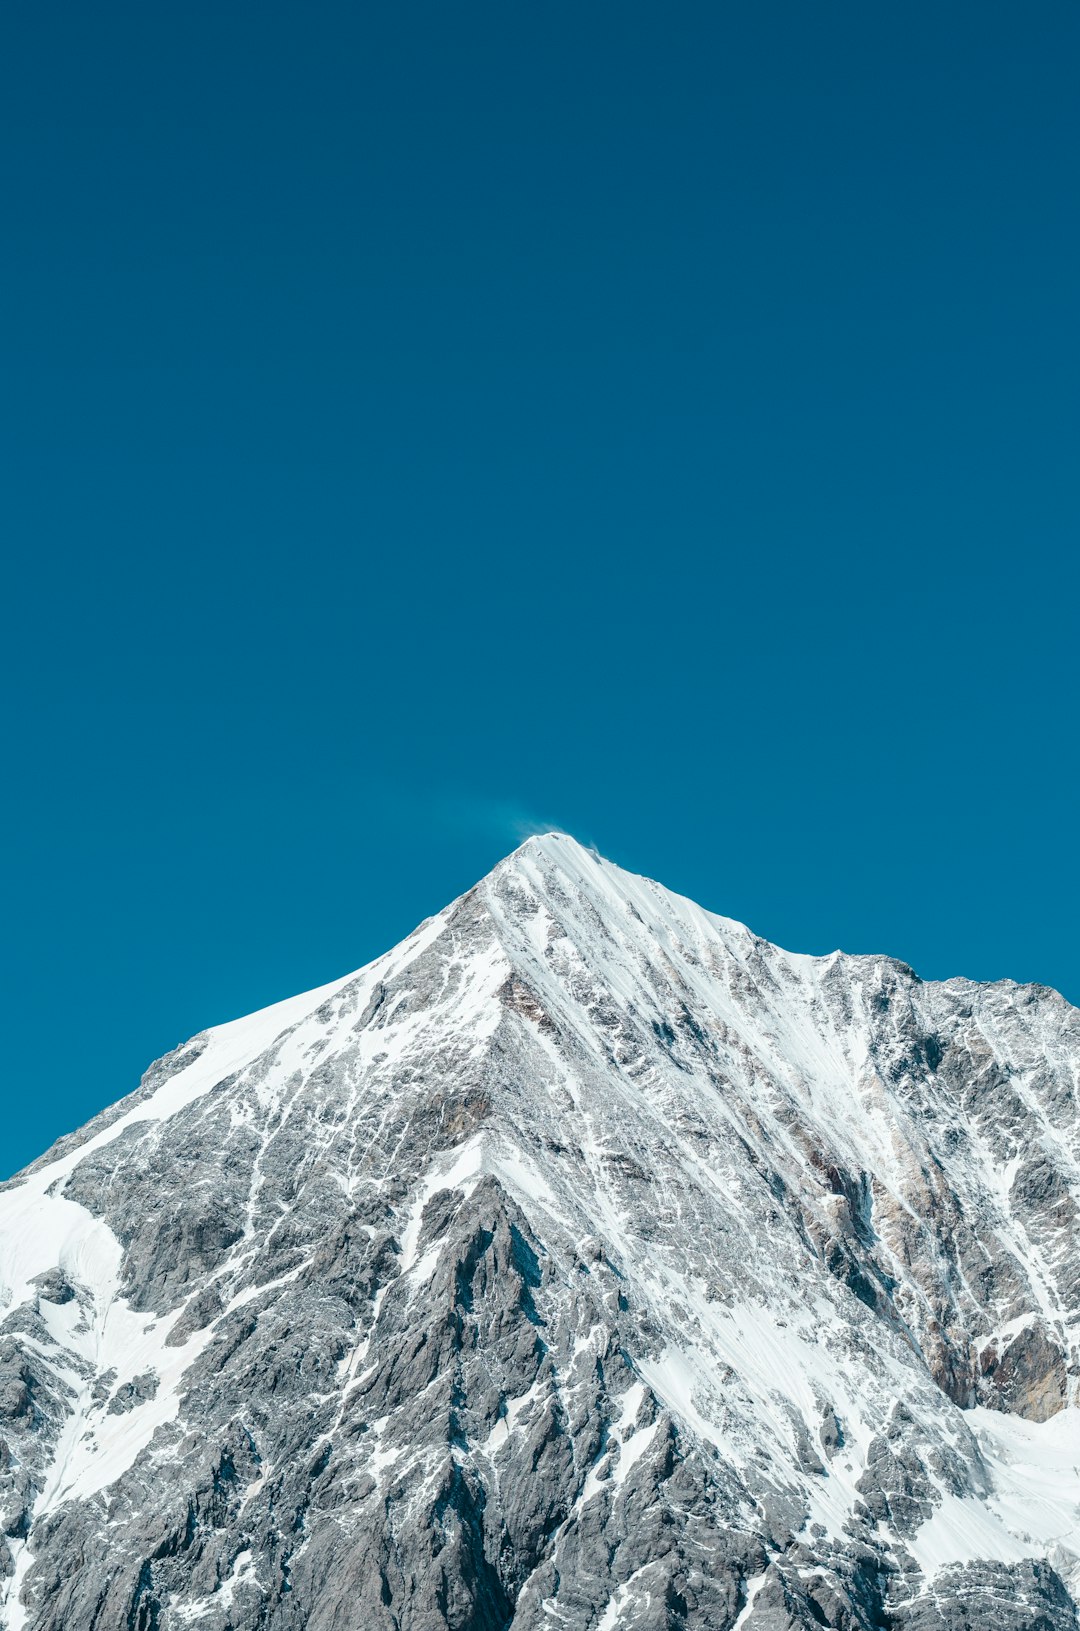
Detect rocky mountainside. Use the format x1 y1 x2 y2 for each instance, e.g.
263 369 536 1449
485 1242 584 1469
2 833 1080 1631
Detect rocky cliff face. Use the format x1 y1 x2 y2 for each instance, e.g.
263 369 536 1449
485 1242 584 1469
2 834 1079 1631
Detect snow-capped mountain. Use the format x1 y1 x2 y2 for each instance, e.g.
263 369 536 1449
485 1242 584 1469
2 833 1079 1630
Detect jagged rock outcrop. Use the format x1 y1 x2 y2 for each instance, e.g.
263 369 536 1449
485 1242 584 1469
1 834 1079 1629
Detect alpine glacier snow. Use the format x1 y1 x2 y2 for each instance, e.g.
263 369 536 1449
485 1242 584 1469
2 834 1079 1629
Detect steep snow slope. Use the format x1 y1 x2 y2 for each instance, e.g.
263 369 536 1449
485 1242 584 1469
1 834 1078 1630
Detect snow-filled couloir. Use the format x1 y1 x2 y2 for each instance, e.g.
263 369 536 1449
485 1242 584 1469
2 833 1079 1630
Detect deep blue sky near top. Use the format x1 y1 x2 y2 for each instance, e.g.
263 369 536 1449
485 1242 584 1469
3 3 1078 1175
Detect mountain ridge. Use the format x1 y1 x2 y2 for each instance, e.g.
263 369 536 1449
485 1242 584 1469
2 833 1079 1630
12 830 1067 1193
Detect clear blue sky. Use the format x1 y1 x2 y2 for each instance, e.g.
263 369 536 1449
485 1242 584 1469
3 2 1078 1177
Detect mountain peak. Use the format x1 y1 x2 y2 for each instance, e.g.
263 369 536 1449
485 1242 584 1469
2 846 1080 1630
501 827 596 865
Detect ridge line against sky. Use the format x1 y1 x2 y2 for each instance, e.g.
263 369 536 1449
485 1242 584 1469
2 0 1077 1177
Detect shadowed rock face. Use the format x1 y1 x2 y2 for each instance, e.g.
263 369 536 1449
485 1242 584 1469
2 834 1080 1630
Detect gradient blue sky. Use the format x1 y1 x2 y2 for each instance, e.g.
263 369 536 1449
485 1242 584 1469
3 2 1078 1176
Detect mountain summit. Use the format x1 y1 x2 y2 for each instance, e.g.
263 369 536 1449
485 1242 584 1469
2 835 1079 1630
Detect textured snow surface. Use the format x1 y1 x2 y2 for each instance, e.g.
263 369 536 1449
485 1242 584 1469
2 833 1080 1630
907 1407 1080 1573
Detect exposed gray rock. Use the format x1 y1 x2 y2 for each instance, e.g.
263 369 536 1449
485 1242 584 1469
2 834 1080 1629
